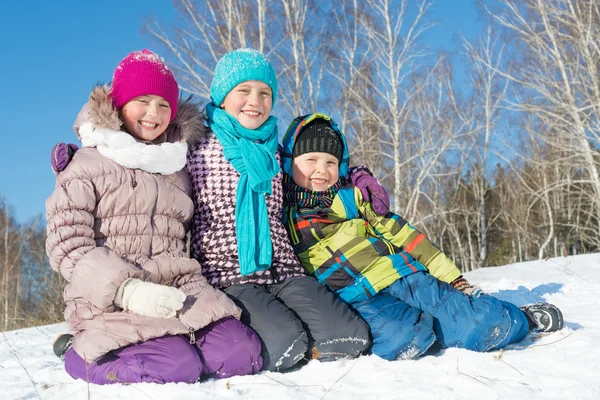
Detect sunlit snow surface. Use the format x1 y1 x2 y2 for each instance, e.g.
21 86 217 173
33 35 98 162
2 254 599 400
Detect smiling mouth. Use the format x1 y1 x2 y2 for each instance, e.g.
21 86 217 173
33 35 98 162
311 178 328 185
242 110 260 117
139 121 159 129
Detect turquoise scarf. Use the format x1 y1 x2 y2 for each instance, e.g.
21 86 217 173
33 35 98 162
206 103 280 275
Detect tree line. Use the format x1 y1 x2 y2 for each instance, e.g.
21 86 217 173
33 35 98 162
0 198 65 331
146 0 600 270
2 0 599 331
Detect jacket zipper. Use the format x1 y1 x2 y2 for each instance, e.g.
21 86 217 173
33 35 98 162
270 243 279 282
148 174 159 258
188 326 196 344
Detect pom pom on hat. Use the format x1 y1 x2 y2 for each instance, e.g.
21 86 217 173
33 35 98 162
111 49 179 122
210 48 278 107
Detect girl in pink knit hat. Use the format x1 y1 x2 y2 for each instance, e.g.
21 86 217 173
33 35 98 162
46 49 262 385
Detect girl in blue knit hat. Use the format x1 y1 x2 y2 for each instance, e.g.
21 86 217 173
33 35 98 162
185 49 378 372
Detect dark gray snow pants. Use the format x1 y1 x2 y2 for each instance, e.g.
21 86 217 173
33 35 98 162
225 275 371 372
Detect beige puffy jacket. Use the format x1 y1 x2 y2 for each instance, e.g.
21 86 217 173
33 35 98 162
46 86 241 362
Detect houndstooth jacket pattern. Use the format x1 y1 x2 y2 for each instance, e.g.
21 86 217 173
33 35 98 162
187 133 306 289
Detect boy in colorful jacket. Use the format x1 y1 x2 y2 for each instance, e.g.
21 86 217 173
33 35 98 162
281 113 564 360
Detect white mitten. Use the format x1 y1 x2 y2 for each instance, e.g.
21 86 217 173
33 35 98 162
116 278 186 318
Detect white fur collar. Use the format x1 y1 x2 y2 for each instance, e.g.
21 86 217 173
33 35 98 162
78 122 188 175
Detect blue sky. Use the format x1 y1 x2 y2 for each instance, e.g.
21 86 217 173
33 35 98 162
1 0 482 223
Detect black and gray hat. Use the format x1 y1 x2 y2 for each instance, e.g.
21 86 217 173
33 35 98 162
292 119 344 162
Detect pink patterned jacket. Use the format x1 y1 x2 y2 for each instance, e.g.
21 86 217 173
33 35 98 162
187 134 306 289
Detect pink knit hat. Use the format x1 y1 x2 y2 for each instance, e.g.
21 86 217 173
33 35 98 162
110 49 179 122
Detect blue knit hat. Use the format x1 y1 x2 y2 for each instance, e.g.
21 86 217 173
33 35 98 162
210 48 278 107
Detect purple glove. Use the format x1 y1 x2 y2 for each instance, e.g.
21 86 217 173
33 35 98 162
51 143 79 175
349 166 390 215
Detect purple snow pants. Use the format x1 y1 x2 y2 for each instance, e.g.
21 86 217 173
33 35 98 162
63 317 263 385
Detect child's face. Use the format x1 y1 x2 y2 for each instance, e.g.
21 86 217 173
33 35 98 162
121 95 172 141
292 152 340 191
221 81 273 130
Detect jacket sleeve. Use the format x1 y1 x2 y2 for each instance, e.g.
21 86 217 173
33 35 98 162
355 188 461 284
46 171 143 311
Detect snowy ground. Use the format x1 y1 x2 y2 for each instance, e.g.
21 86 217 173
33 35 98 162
1 254 599 400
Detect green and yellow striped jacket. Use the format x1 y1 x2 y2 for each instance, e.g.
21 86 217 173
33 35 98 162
283 183 462 303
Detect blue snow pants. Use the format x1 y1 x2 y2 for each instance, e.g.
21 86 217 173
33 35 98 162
352 271 529 360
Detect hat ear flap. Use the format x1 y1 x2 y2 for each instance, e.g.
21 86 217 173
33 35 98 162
281 114 311 176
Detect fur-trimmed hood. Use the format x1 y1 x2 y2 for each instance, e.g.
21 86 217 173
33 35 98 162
72 85 207 145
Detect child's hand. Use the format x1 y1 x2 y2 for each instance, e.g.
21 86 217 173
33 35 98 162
51 143 79 174
450 276 484 297
349 166 390 215
118 278 187 318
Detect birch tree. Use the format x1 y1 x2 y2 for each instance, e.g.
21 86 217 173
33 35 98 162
0 199 26 331
483 0 600 243
352 0 435 214
463 24 510 268
146 0 334 125
145 0 272 97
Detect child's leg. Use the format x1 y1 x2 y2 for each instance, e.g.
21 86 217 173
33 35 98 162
194 317 263 379
224 283 308 372
353 293 436 360
384 272 529 351
492 300 530 349
64 335 202 384
269 276 371 362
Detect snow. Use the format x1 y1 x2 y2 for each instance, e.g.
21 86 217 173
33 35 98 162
2 254 599 400
113 49 172 76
